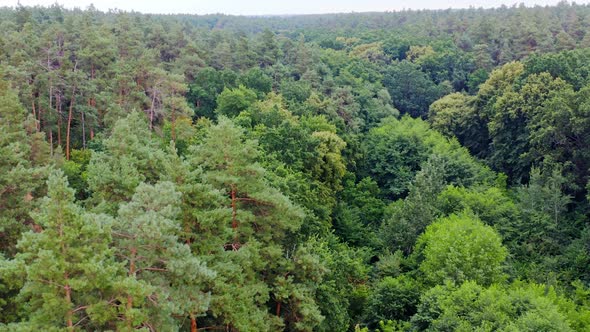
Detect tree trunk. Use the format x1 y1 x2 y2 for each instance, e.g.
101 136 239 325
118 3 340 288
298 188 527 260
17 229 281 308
31 99 40 131
150 91 156 131
65 280 74 331
57 94 62 147
48 60 53 132
49 130 54 156
60 221 74 331
276 301 281 317
185 222 192 245
190 314 197 332
85 63 94 148
39 95 44 133
229 184 241 250
127 247 137 330
66 84 77 160
38 105 43 133
231 184 238 241
81 106 86 149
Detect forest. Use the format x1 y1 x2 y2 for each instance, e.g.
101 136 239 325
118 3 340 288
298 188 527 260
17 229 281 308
1 2 590 331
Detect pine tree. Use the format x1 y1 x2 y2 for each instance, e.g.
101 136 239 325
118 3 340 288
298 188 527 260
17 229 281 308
192 117 325 331
0 78 49 257
112 181 215 331
193 116 304 249
1 170 120 330
86 112 170 214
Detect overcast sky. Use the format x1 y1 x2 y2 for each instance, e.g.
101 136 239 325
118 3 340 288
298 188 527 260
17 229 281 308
1 0 587 15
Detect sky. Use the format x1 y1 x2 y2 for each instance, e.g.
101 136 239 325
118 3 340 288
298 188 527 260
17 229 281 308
1 0 587 15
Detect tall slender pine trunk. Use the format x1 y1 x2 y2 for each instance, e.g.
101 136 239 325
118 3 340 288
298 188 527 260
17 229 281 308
66 84 77 160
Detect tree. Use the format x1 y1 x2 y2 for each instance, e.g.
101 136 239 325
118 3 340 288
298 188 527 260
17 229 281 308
0 78 49 257
1 171 120 330
215 85 257 118
173 41 206 82
309 235 371 332
415 212 507 286
413 46 475 90
486 73 570 183
523 48 590 90
112 181 215 331
509 167 572 268
476 61 524 111
436 184 519 238
428 92 489 158
333 176 385 248
364 276 421 328
527 83 590 194
187 67 230 119
363 116 494 199
238 67 273 98
193 116 304 248
192 117 324 330
363 117 432 199
382 60 446 118
556 30 576 51
86 112 170 214
381 156 446 254
411 281 586 331
143 67 193 131
233 93 346 237
256 29 281 68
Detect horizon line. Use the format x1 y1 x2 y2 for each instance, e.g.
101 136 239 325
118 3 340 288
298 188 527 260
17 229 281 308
1 1 583 17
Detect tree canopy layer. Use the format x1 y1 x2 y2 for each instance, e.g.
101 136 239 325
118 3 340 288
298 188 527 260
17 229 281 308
2 3 590 331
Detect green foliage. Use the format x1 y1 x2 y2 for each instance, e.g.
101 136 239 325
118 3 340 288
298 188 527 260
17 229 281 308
236 95 347 237
364 276 422 327
414 45 475 90
563 227 590 284
310 235 371 332
333 176 385 248
437 185 517 228
363 117 432 199
238 67 273 98
1 171 119 330
428 92 488 156
187 67 238 119
415 213 508 286
524 48 590 90
193 116 304 244
113 181 215 330
467 68 490 92
364 116 494 199
216 85 258 118
383 61 447 118
510 167 572 268
429 93 475 137
0 78 49 257
191 117 328 330
381 156 446 254
281 78 312 104
86 112 170 214
412 281 588 331
61 149 92 200
3 4 590 331
465 60 590 190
